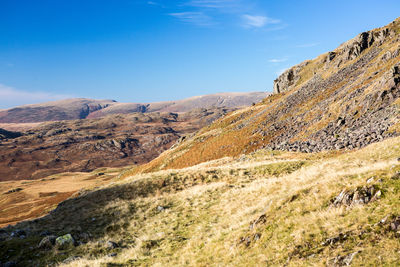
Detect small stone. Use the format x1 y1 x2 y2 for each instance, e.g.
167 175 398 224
10 230 26 238
366 177 374 183
108 253 117 257
106 241 118 249
55 234 75 250
392 172 400 180
157 206 165 212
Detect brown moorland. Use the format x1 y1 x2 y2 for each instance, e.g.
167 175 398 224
0 108 233 182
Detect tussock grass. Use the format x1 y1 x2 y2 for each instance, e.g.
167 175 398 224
4 137 399 266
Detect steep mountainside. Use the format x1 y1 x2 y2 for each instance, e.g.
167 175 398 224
0 92 268 123
0 108 231 181
128 18 400 174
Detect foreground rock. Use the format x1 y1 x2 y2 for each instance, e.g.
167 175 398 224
55 234 75 250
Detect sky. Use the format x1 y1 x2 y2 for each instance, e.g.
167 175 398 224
0 0 400 108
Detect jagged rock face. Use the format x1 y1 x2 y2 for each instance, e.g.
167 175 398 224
260 18 400 152
273 62 308 94
273 20 398 94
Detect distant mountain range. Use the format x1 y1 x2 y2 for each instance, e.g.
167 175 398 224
0 92 269 123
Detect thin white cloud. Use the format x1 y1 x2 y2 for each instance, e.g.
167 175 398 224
296 43 320 48
147 1 165 8
0 84 71 108
186 0 240 9
169 12 214 26
268 58 288 63
242 14 280 28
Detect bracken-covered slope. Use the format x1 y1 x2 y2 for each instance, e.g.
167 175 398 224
129 17 400 174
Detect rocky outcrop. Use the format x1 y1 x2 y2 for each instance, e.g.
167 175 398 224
273 20 397 94
273 62 308 94
331 186 381 207
338 27 394 61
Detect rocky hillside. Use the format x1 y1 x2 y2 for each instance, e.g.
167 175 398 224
0 108 231 181
128 17 400 174
0 92 268 123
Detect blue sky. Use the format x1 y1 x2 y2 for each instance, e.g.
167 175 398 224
0 0 399 108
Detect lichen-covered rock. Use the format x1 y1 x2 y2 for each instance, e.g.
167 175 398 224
55 234 75 250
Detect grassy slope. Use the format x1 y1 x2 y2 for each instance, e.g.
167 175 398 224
3 136 400 266
69 137 400 266
0 166 129 228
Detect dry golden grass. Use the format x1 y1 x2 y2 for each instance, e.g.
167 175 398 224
0 167 127 228
22 136 396 266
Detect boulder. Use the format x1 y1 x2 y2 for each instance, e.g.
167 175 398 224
55 234 75 250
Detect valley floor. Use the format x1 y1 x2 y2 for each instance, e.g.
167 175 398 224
2 137 400 266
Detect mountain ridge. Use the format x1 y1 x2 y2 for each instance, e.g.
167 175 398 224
0 92 268 123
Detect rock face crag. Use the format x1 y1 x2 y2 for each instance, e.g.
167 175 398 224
273 19 398 94
273 61 309 94
261 17 400 152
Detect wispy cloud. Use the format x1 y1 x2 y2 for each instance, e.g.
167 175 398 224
185 0 241 9
169 12 214 26
164 1 282 30
0 84 71 108
242 14 280 28
296 42 320 48
268 57 288 63
147 1 166 8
